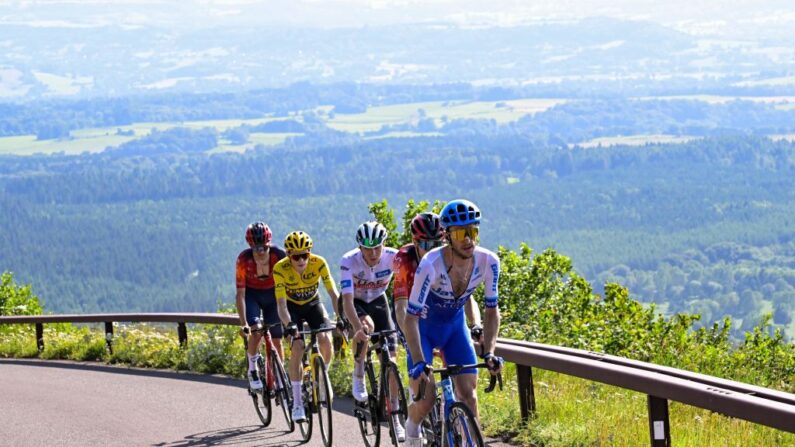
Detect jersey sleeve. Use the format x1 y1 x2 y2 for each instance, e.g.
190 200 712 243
273 264 287 301
392 251 412 301
483 251 500 308
235 253 246 289
318 256 335 291
339 254 353 295
407 255 435 317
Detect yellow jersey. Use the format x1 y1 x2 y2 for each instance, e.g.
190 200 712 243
273 254 335 305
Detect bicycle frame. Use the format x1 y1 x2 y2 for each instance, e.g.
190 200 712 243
250 323 281 392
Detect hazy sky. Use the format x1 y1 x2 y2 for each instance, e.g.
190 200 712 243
3 0 795 35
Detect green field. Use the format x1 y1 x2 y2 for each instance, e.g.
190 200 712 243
327 98 566 132
573 134 700 148
208 132 302 153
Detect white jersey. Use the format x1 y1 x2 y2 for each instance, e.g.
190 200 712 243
407 246 500 322
339 247 399 303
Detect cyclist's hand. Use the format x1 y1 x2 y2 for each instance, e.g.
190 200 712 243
353 327 370 343
482 352 504 375
409 361 430 400
240 325 251 337
284 321 299 338
469 324 483 341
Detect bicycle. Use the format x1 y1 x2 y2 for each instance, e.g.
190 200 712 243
414 362 502 447
246 322 294 431
294 324 336 447
353 329 409 447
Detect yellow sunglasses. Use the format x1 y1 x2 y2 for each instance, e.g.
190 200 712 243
448 226 480 242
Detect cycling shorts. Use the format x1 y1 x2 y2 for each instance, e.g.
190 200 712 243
286 297 331 331
354 293 396 351
406 314 477 375
245 288 282 338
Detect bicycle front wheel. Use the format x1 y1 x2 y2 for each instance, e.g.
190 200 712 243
382 361 407 447
270 350 294 432
356 360 380 447
298 369 314 442
252 356 272 427
314 355 334 447
446 402 484 447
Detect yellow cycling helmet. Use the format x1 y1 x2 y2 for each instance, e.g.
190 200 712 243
284 231 313 253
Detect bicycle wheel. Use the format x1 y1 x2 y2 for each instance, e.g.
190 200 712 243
382 361 407 446
270 350 294 432
252 356 272 427
298 369 314 442
314 355 334 447
356 360 380 447
446 402 484 447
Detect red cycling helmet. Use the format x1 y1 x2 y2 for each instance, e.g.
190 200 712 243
410 212 443 240
245 222 272 247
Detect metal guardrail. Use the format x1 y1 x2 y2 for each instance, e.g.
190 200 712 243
2 313 794 446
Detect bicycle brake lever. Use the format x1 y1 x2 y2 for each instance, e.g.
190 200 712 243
485 373 503 393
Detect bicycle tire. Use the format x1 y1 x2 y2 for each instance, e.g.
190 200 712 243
356 359 381 447
314 355 334 447
382 361 407 447
270 350 294 432
252 356 272 427
446 402 484 447
298 366 314 442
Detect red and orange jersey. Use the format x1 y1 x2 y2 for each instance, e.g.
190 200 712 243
235 246 287 290
392 243 419 302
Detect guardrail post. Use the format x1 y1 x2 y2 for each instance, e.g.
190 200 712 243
105 322 114 354
35 323 44 353
648 395 671 447
178 322 188 347
517 364 536 420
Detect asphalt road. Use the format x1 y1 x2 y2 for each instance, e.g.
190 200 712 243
0 359 512 447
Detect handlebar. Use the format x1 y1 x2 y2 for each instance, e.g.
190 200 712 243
412 362 503 402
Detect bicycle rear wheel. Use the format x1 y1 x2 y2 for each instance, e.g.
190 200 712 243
314 355 334 447
355 360 380 447
382 361 407 446
252 356 272 427
446 402 484 447
270 350 294 432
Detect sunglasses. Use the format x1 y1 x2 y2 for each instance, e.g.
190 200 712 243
253 245 269 254
416 239 443 251
447 226 480 242
290 253 310 261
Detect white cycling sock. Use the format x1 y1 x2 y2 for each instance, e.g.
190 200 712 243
405 418 420 438
247 353 259 372
292 381 303 404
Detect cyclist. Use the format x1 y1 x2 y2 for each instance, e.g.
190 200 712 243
235 222 287 390
392 212 482 337
403 200 504 447
274 230 340 423
339 221 404 439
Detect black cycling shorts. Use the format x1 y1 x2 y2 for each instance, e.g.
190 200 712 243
354 294 396 351
287 297 331 331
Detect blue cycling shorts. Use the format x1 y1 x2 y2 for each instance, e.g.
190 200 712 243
406 313 477 375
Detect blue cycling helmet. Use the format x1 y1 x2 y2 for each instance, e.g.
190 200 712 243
440 199 481 228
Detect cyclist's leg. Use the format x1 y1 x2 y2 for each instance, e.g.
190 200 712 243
351 298 375 399
441 317 479 420
368 295 402 406
305 299 334 365
245 293 265 358
286 301 308 420
406 321 438 438
260 290 284 360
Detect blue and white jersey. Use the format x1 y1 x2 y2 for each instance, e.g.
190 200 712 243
339 247 399 303
407 246 500 322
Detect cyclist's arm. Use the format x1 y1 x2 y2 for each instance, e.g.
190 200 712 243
482 255 501 356
465 297 481 328
273 269 292 326
394 299 408 334
235 288 247 326
391 252 411 333
405 257 435 365
277 297 292 328
319 258 340 316
339 256 359 327
403 313 425 364
342 292 361 332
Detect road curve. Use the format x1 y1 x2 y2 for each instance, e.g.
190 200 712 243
0 359 511 447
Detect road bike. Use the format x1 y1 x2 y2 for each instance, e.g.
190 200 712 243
353 329 408 447
414 362 501 447
246 322 294 431
294 325 336 447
